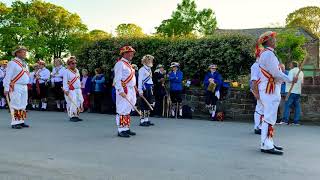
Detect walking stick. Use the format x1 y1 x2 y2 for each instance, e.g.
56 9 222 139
123 96 142 116
134 86 154 111
175 102 178 119
5 95 15 120
285 58 307 101
162 95 166 117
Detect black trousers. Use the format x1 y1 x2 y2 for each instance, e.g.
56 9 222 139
170 90 182 104
33 83 48 100
154 94 165 116
205 91 218 106
93 91 104 113
53 82 64 100
0 82 4 97
140 88 154 111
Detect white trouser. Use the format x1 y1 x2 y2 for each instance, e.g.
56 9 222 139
116 86 136 132
254 100 263 130
65 89 84 118
9 84 28 125
259 84 281 150
261 121 274 150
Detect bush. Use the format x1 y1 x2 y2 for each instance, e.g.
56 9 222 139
76 34 256 80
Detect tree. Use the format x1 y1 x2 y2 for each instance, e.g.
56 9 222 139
286 6 320 38
155 0 217 37
88 29 111 41
0 0 87 61
276 29 307 65
115 23 145 38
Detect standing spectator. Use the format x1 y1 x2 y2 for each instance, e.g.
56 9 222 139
153 64 167 117
282 61 304 125
91 68 105 113
203 64 223 120
51 58 66 111
277 63 289 123
0 60 8 109
81 69 92 112
168 62 183 118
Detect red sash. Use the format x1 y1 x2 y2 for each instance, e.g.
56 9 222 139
10 60 28 92
68 69 79 90
121 61 135 94
260 67 275 94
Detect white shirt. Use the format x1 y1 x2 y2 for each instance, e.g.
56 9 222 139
29 71 35 84
285 67 304 94
3 58 30 91
63 68 81 91
34 67 50 84
250 61 260 81
114 58 136 93
258 48 292 86
138 65 153 93
0 67 6 82
51 65 65 83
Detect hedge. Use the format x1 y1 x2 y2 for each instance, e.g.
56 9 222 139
76 34 256 80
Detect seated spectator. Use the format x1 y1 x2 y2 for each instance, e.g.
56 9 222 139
91 68 105 113
81 69 92 112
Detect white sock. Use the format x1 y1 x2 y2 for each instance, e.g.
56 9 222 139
42 102 47 109
211 111 216 118
56 101 61 109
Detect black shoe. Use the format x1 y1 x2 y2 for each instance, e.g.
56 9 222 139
41 108 46 111
274 145 283 151
261 148 283 155
20 123 30 128
126 130 136 136
76 117 83 122
11 124 22 129
147 121 155 126
118 131 130 138
139 122 149 127
70 117 78 122
254 129 261 135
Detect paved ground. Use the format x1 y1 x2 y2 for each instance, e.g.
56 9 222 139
0 110 319 180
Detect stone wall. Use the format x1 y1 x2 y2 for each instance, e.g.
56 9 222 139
182 85 320 122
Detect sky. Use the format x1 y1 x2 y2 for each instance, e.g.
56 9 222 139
2 0 320 34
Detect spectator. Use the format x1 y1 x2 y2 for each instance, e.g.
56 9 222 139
153 64 167 117
203 64 223 120
282 61 304 125
277 63 289 123
81 69 92 112
91 68 105 113
0 60 8 109
168 62 183 117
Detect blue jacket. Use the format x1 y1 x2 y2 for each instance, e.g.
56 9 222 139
203 71 223 92
80 76 92 95
92 74 105 92
169 70 183 91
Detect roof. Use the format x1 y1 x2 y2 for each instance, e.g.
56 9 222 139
215 27 319 43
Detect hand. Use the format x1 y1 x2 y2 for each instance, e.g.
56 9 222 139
64 91 69 96
4 91 9 97
139 92 143 97
87 93 90 95
293 76 298 83
119 92 127 98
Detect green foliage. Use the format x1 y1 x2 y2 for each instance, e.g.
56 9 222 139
286 6 320 38
76 34 255 81
0 0 87 62
115 23 145 38
155 0 217 37
276 29 307 65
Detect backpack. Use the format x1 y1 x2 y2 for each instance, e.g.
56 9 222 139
182 105 193 119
